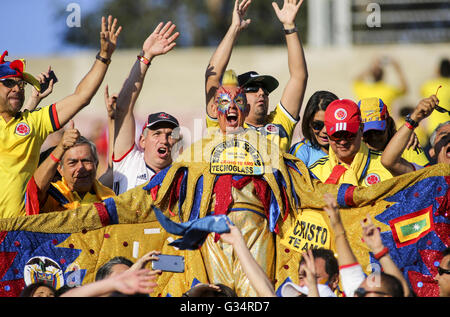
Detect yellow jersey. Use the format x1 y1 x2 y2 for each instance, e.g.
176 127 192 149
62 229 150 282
353 80 404 114
0 104 60 218
206 102 298 153
309 144 394 187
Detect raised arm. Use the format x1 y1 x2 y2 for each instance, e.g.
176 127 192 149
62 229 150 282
60 268 158 297
381 95 438 175
323 193 365 297
33 121 79 206
360 216 411 297
205 0 252 119
323 193 358 266
97 85 117 188
54 16 122 127
113 22 179 158
220 222 276 297
272 0 308 120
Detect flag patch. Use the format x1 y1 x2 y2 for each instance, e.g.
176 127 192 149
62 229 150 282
389 205 434 248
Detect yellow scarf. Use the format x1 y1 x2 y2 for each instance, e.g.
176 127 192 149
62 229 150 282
326 142 370 186
44 177 116 211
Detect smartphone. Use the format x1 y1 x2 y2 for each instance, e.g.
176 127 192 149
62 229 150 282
40 70 58 92
151 254 185 273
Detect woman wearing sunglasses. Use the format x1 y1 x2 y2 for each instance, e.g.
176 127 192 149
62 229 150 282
289 90 338 166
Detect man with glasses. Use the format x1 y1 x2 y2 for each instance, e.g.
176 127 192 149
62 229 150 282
309 99 394 186
204 0 308 152
0 16 121 218
435 247 450 297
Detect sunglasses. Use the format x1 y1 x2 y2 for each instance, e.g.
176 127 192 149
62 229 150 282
354 287 390 297
434 85 450 115
311 120 325 131
435 105 450 116
328 131 357 142
0 78 27 89
244 85 269 95
437 266 450 275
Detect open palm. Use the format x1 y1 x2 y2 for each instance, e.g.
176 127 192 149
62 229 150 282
142 21 180 58
272 0 303 26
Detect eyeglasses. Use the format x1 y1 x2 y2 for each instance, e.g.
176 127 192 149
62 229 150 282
354 287 390 297
0 78 27 90
437 266 450 275
328 131 357 142
311 121 325 131
244 85 269 95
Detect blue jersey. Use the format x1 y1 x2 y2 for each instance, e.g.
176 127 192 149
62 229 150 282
289 138 327 167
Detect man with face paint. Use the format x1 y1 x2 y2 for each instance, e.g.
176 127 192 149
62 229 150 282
168 69 281 296
213 72 249 134
205 0 308 152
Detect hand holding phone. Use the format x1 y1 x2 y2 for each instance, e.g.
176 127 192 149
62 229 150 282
151 254 185 273
40 70 58 92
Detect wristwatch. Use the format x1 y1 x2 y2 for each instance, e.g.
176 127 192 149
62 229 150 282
405 114 419 128
284 26 298 35
96 52 111 65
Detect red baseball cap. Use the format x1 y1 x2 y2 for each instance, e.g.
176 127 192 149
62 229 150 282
324 99 361 136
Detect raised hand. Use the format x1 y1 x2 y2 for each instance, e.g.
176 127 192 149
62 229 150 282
272 0 304 28
59 120 80 151
129 250 162 271
219 221 244 246
323 193 342 229
36 66 56 98
112 269 158 295
232 0 252 31
360 216 384 254
104 84 118 120
410 95 439 123
142 21 180 60
100 15 122 59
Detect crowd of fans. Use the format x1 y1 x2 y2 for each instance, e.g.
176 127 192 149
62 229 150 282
1 0 449 298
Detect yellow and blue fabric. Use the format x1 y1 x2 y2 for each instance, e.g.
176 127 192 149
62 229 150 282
309 142 394 186
358 97 388 132
289 138 327 167
0 104 60 218
0 128 448 297
41 178 116 212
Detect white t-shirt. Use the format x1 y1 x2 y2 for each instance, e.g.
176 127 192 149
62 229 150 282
112 144 156 195
339 263 366 297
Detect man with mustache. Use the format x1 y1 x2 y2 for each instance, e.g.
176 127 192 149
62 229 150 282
0 16 121 218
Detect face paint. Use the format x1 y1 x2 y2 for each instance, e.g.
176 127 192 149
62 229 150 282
216 86 246 114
